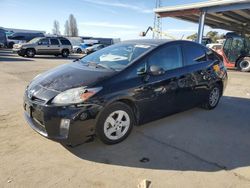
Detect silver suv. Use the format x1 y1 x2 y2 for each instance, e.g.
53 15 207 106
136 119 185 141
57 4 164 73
13 37 72 58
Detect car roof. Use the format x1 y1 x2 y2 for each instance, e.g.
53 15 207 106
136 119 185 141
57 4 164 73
122 39 172 46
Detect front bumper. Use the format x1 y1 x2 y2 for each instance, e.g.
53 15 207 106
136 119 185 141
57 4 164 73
23 94 103 146
13 48 26 55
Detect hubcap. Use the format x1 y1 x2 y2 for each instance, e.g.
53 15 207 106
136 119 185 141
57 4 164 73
104 110 130 140
27 50 34 56
209 87 220 107
240 60 250 69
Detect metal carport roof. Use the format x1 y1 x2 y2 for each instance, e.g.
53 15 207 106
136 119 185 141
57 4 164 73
154 0 250 42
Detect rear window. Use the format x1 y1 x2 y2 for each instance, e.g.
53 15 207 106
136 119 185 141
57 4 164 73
60 39 71 45
182 42 207 66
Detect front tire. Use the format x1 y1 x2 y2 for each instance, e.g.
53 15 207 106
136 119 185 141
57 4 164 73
96 102 134 144
26 49 35 58
237 57 250 72
201 84 221 110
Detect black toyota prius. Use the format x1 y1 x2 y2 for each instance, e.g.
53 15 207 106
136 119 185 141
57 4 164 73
24 39 227 145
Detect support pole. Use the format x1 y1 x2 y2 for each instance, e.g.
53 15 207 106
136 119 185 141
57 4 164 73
197 11 206 44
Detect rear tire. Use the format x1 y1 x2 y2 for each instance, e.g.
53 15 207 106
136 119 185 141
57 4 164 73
237 57 250 72
201 84 221 110
96 102 134 145
62 49 69 58
26 49 35 58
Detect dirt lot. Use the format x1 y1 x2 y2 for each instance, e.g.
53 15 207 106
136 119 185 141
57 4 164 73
0 49 250 188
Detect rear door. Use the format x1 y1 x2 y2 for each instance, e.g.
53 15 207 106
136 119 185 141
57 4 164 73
178 42 212 110
49 38 60 54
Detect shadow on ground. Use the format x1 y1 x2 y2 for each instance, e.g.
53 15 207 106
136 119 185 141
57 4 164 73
0 56 34 62
64 96 250 172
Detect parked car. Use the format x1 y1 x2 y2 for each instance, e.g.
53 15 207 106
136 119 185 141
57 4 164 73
206 43 222 51
0 28 7 48
13 37 72 58
73 43 93 53
85 44 105 54
90 37 120 46
7 32 45 48
23 40 227 146
216 32 250 72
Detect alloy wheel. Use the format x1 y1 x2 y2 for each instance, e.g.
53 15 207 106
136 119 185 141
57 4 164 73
103 110 130 140
209 87 220 107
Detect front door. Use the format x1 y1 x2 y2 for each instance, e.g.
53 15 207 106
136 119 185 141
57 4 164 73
134 44 184 123
36 38 50 54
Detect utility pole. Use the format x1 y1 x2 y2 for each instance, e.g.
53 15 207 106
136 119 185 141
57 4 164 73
153 0 162 39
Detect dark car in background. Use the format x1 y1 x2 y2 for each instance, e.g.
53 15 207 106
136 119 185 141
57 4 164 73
7 32 45 48
23 40 227 146
13 37 72 58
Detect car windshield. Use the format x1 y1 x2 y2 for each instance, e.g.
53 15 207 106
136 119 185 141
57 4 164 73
80 43 153 71
28 37 41 43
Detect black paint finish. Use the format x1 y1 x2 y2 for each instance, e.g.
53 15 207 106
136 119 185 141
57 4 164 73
23 40 228 145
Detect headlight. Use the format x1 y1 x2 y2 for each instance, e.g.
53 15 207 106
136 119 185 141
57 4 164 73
52 87 102 105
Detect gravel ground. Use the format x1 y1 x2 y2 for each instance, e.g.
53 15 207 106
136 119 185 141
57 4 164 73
0 49 250 188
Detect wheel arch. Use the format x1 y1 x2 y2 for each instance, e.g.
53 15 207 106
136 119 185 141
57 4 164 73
215 80 224 96
62 48 70 53
102 97 140 126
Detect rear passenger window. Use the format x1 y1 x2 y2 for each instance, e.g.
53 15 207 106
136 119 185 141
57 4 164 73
148 45 182 71
60 39 71 45
182 43 207 65
50 39 59 45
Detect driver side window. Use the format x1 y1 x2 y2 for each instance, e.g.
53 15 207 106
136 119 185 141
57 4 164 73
148 45 182 71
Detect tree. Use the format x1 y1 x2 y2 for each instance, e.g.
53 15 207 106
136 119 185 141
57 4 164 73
187 33 197 41
52 20 61 35
68 14 79 37
206 31 219 43
64 20 70 36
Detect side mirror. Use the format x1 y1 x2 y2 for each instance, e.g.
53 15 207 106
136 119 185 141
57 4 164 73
149 65 165 76
38 41 42 45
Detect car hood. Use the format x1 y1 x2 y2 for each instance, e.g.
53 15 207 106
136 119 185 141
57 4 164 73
27 62 115 101
19 43 35 48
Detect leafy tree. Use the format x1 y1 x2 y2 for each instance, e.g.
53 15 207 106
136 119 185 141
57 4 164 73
206 31 220 43
187 33 197 41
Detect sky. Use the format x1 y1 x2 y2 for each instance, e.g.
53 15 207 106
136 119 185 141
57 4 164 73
0 0 227 40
